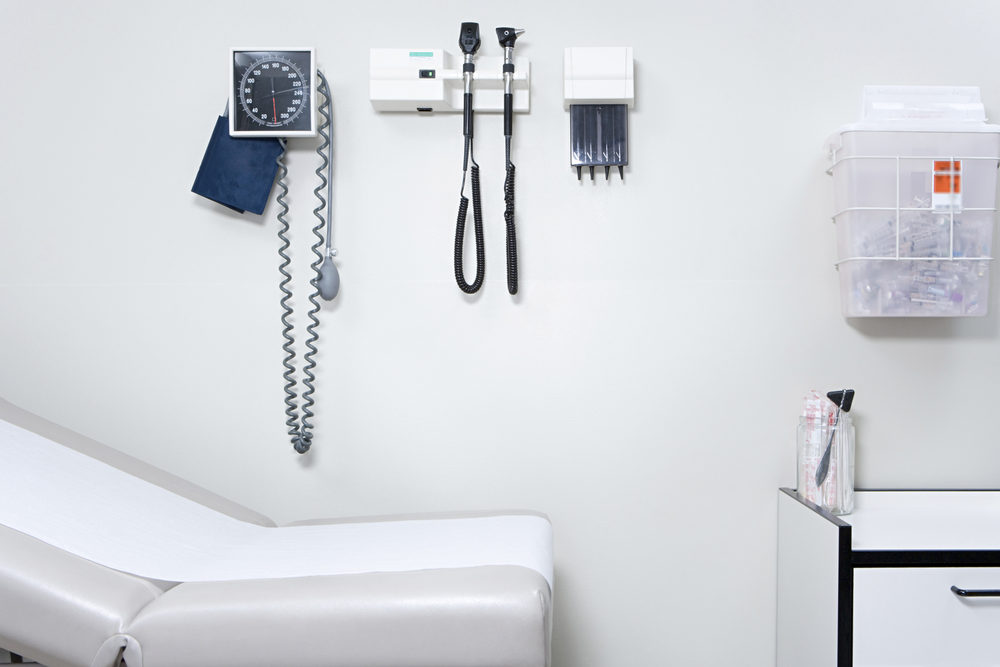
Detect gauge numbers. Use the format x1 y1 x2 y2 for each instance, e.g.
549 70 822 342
230 48 316 137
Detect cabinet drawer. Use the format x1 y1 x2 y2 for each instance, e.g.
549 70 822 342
855 567 1000 666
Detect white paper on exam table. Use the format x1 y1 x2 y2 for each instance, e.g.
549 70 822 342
0 420 553 587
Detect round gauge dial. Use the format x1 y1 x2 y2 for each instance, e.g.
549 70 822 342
239 56 306 127
230 49 316 136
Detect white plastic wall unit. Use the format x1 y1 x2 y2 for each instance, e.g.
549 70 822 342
564 46 634 180
563 47 634 109
369 48 529 113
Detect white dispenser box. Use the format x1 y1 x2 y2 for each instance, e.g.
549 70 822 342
827 86 1000 316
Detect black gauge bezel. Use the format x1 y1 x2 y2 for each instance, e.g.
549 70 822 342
229 48 316 137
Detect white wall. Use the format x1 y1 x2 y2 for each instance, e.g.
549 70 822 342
3 1 1000 664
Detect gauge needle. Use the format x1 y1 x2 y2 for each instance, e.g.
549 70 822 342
270 78 277 122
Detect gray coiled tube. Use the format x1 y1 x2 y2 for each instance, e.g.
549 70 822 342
274 139 303 450
276 69 335 454
316 70 340 302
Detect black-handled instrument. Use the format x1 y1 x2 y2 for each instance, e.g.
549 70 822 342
497 26 523 295
815 389 855 487
453 22 485 294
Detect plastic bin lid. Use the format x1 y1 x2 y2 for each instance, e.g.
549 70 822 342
826 86 1000 159
833 85 1000 134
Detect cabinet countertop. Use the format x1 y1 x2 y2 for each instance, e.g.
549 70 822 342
785 489 1000 552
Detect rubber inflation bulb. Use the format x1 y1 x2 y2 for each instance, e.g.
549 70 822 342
318 256 340 301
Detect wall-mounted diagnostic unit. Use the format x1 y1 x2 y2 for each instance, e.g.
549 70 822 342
370 25 529 296
564 47 634 181
193 47 339 454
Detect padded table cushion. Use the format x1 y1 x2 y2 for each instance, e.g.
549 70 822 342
0 525 171 667
126 565 550 667
0 397 553 667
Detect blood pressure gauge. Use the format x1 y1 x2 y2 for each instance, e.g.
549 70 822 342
229 48 317 137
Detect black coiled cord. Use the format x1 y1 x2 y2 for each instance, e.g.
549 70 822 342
504 152 518 295
455 138 485 293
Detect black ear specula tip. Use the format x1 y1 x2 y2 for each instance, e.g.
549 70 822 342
496 27 523 47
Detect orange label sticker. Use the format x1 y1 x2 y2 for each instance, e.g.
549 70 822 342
934 160 960 172
932 160 962 210
934 173 960 194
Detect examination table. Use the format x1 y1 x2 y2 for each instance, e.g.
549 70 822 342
0 398 552 667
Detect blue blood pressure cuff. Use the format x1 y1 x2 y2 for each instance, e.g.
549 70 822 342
191 115 283 215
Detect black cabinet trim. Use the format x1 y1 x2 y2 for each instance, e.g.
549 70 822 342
853 550 1000 568
838 524 853 667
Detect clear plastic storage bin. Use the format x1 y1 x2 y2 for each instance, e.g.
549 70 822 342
827 87 1000 317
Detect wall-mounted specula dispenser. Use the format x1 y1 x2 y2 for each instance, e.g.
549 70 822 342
564 47 634 181
827 86 1000 317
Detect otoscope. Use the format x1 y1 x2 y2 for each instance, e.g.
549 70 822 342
497 26 523 295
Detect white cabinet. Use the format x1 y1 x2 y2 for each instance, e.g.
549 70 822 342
777 490 1000 667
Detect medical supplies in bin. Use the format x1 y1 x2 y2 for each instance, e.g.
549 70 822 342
827 86 1000 317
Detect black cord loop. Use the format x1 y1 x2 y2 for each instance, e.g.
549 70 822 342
455 162 486 293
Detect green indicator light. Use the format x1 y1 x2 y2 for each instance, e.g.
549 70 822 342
409 51 434 57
